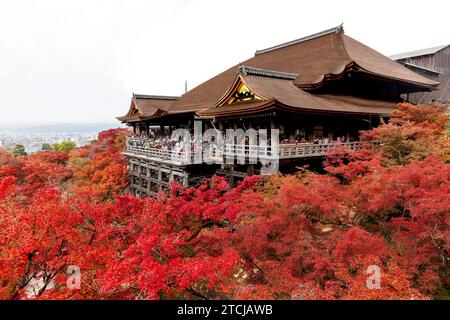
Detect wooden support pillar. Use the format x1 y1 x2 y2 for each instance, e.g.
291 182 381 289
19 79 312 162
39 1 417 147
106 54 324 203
138 162 143 197
346 123 350 142
329 125 334 141
269 118 276 141
270 118 275 129
247 165 254 176
183 171 189 187
130 160 134 175
228 165 235 188
146 162 151 195
157 165 162 192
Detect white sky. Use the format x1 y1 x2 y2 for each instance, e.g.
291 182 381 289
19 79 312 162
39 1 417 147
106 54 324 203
0 0 448 125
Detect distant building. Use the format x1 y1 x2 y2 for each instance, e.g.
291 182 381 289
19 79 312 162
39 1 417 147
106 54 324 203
391 45 450 104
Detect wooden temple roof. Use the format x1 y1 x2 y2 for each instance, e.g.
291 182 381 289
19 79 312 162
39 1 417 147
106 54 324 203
118 25 440 122
117 94 179 122
197 72 396 118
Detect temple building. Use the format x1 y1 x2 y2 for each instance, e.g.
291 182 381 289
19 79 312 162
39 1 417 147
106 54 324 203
117 25 439 197
391 44 450 104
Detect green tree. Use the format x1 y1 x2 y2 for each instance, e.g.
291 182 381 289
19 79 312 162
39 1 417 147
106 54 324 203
52 141 76 152
11 144 27 157
41 143 52 151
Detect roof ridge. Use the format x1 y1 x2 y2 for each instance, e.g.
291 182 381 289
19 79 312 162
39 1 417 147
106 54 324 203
255 24 344 56
239 65 299 80
133 93 179 100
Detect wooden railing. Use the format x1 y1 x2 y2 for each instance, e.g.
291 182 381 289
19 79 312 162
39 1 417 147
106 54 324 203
223 141 360 159
125 137 361 163
125 138 194 164
403 59 443 74
277 141 359 159
223 144 275 159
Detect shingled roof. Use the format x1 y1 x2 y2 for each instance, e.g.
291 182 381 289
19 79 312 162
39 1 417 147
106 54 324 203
197 72 396 118
168 25 439 115
116 94 179 122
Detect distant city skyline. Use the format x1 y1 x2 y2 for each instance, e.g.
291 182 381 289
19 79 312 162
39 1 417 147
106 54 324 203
0 122 123 133
0 131 99 154
1 0 449 125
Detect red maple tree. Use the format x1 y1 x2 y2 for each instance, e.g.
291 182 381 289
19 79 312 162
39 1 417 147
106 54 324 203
0 103 448 300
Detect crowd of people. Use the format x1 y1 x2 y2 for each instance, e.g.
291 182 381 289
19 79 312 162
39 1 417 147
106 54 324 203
280 136 354 144
127 131 356 157
127 133 205 157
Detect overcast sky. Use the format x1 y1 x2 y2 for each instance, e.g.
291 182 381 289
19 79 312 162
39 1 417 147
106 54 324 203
0 0 448 125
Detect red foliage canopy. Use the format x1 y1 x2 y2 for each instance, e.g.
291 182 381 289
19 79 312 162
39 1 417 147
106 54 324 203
0 104 448 300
